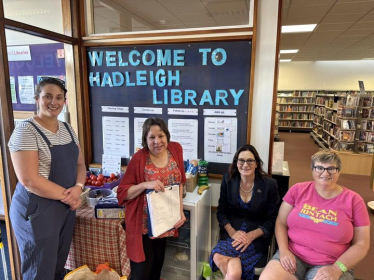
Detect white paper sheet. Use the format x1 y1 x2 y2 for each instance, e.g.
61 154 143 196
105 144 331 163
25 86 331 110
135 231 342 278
18 76 34 104
146 185 181 237
204 117 237 163
102 116 129 158
169 119 198 160
134 118 147 152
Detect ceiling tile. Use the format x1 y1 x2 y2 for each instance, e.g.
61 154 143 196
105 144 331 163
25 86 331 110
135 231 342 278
291 0 336 6
329 1 374 14
288 4 333 17
343 29 374 36
322 13 364 24
360 12 374 22
283 16 324 25
316 22 354 31
349 21 374 29
177 13 216 24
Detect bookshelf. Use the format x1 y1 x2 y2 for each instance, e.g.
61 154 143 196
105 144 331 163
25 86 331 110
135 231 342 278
276 90 316 132
308 91 374 154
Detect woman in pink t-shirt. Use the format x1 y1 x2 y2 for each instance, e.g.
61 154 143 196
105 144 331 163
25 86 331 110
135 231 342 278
260 150 370 280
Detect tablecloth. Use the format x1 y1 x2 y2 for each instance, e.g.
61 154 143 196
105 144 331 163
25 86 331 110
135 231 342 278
65 205 130 277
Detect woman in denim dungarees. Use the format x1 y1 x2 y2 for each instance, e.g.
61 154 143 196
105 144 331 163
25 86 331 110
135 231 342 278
8 77 86 280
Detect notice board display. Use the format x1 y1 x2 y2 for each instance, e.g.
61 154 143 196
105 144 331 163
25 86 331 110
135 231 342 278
88 41 252 174
9 43 66 112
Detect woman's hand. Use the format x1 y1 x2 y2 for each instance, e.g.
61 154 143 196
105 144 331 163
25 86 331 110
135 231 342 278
173 210 186 229
231 230 255 252
279 249 297 274
312 265 343 280
61 185 81 209
142 180 165 192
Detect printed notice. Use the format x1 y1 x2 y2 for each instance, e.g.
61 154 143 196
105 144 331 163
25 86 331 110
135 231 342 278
18 76 34 104
102 154 122 176
134 118 147 152
169 119 198 160
102 116 130 158
10 76 16 103
204 117 237 163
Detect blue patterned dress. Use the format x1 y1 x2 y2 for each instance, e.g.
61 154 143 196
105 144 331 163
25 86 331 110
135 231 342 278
209 193 263 280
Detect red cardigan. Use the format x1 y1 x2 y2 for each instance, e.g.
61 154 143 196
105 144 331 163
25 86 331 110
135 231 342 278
117 142 186 262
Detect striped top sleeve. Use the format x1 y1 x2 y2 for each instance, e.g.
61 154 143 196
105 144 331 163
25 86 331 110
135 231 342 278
8 118 80 179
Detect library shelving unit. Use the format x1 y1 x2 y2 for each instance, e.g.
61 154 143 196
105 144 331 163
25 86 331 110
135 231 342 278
276 90 316 132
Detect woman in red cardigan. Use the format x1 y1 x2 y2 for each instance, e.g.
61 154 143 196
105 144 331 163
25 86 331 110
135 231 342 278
117 117 186 280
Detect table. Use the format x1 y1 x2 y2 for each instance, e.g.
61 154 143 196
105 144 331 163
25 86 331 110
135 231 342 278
272 161 290 199
65 205 130 277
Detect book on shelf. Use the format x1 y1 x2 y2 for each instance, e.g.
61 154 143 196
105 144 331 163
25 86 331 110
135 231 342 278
345 95 359 106
338 131 355 142
332 141 354 151
359 130 367 141
362 108 370 118
366 132 374 142
366 143 374 154
370 108 374 119
341 119 355 130
362 96 372 107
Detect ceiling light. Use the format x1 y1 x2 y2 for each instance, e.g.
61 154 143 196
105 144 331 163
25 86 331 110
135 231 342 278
280 49 298 54
280 59 291 62
282 24 317 33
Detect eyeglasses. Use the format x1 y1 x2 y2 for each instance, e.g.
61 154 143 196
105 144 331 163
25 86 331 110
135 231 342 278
313 166 339 174
39 76 66 87
237 158 256 166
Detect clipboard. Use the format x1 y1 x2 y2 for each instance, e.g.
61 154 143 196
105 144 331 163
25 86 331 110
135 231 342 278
146 184 181 238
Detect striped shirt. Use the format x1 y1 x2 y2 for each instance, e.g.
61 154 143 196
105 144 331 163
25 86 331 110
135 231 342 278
8 117 80 179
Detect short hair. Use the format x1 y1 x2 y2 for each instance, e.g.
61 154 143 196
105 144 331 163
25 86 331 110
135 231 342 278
228 144 268 179
311 150 342 170
141 118 170 148
35 77 67 100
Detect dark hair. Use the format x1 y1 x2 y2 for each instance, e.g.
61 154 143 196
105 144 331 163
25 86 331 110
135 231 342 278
35 77 67 100
141 118 171 148
228 144 268 179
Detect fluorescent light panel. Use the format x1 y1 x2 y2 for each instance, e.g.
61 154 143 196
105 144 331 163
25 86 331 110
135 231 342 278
282 24 317 33
280 49 298 54
280 59 291 62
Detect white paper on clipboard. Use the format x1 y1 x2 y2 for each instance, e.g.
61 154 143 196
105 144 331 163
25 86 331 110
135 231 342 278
146 184 181 237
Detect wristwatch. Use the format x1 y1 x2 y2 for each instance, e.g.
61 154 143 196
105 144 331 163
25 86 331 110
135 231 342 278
334 261 347 273
75 183 85 191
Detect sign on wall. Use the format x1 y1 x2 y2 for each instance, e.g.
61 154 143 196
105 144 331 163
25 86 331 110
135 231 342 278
88 41 252 174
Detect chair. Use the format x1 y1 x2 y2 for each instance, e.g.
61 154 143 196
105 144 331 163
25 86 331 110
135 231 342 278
253 234 277 279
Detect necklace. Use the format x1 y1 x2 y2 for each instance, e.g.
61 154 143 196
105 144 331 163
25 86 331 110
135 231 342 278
240 183 254 193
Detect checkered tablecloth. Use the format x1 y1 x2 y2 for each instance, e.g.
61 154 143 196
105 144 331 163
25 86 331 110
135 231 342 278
65 205 130 277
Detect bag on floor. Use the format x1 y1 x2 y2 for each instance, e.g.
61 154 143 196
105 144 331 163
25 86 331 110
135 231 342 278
64 264 127 280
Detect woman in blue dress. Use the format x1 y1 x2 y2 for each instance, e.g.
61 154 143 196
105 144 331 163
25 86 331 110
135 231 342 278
210 144 280 280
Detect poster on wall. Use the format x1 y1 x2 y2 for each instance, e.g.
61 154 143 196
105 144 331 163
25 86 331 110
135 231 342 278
87 41 252 173
102 116 130 158
204 117 237 164
18 76 34 104
169 119 198 160
10 76 16 103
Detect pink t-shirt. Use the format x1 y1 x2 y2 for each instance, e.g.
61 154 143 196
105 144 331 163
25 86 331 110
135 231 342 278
284 181 370 265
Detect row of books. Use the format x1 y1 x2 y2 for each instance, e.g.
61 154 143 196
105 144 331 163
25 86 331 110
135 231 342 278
325 111 337 123
314 106 325 116
358 130 374 142
279 121 313 128
277 97 315 104
278 91 317 97
278 105 314 112
337 107 358 118
361 108 374 119
316 96 335 108
333 141 374 154
279 113 313 120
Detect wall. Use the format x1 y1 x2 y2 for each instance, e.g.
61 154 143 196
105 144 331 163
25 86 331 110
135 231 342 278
279 61 374 91
251 0 280 171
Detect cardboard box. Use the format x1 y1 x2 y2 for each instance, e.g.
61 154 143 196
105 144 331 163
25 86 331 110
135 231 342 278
185 173 198 192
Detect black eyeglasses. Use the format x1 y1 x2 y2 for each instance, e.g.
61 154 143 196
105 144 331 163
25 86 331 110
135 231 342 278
39 76 66 87
313 166 339 174
237 158 256 166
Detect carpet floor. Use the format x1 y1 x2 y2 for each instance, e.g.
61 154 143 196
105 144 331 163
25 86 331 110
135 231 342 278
279 132 374 280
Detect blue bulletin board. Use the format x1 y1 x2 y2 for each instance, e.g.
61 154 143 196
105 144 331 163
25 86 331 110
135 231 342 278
87 40 252 174
9 43 65 112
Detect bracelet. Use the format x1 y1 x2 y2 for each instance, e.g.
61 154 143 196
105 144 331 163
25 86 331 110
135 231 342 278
334 261 347 273
75 183 85 191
